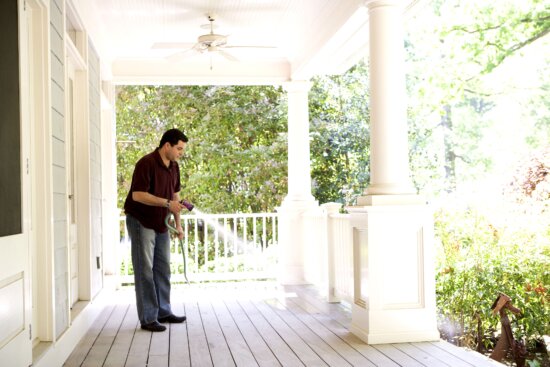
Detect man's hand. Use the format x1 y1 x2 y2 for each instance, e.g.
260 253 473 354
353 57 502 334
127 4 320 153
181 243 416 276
176 224 184 240
167 200 184 214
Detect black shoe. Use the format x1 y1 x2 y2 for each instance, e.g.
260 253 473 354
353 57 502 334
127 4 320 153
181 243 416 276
141 321 167 332
158 314 187 323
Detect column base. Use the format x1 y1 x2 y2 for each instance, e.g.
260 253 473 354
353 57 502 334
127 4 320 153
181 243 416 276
351 314 441 344
355 193 425 206
276 198 318 285
348 204 439 344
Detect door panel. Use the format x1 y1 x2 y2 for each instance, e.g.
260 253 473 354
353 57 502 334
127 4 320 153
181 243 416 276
0 0 32 364
67 57 79 308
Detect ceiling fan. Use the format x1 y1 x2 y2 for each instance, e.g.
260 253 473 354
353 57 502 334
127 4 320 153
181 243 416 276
152 15 276 63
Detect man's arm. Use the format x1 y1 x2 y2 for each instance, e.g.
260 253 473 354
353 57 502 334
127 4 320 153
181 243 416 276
132 191 183 213
172 192 184 239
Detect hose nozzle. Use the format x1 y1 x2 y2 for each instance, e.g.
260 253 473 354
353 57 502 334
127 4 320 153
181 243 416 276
181 199 194 211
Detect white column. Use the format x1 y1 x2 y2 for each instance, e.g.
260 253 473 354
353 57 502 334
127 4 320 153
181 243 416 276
348 0 439 344
282 80 315 203
357 0 418 206
100 81 119 278
277 80 318 285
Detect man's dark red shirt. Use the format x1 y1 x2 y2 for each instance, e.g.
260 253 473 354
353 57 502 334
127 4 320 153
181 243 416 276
124 149 181 232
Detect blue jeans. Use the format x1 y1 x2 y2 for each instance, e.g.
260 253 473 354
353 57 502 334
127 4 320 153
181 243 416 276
126 214 173 325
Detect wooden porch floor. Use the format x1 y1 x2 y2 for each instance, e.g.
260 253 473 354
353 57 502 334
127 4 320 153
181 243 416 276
64 281 504 367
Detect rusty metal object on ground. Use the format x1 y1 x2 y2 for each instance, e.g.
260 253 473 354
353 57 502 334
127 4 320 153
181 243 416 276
489 293 528 367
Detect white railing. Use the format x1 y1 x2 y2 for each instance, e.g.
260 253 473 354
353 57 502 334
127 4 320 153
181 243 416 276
303 207 328 289
303 203 354 304
328 213 353 304
118 212 278 284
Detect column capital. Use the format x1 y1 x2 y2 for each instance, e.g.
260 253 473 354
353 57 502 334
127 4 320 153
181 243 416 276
283 80 312 93
364 0 403 10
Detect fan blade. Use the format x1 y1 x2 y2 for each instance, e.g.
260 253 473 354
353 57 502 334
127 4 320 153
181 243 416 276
151 42 195 50
225 45 277 49
217 49 239 62
166 47 200 61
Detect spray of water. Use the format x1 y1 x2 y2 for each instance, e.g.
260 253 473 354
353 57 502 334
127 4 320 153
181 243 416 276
187 207 248 254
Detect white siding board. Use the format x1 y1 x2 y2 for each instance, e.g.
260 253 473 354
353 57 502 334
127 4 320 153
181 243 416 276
52 109 64 140
50 29 63 63
54 271 68 337
51 54 64 86
52 137 65 167
49 0 63 37
52 164 66 194
54 221 67 247
51 78 65 115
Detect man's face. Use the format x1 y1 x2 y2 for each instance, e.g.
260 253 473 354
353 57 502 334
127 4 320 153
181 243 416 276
167 140 186 161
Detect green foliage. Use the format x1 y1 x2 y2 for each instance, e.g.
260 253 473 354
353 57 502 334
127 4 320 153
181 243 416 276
116 85 288 213
405 0 550 196
309 61 371 205
436 152 550 354
435 206 550 350
441 0 550 75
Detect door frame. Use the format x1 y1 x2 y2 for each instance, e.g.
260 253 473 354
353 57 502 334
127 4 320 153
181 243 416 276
27 0 55 346
64 4 92 307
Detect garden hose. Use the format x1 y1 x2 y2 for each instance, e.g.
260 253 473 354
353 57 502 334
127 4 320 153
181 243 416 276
165 213 189 284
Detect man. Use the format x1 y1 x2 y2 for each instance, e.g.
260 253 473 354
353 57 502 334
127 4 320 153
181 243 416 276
124 128 188 332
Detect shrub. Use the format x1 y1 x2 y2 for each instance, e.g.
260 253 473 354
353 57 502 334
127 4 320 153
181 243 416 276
435 206 549 352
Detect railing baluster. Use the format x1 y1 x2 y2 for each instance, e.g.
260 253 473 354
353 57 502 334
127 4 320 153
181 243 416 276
223 217 228 270
204 214 208 272
243 216 248 271
262 216 267 252
184 216 189 278
214 218 219 269
233 217 238 272
271 215 278 243
194 217 199 274
119 212 279 283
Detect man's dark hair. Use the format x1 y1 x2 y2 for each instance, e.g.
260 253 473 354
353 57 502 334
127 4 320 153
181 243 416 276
159 128 188 148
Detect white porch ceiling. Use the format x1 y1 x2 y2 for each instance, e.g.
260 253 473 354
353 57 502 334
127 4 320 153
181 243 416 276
72 0 418 85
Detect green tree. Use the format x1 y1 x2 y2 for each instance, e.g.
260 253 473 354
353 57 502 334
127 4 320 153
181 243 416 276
116 85 288 213
309 61 371 205
405 0 550 196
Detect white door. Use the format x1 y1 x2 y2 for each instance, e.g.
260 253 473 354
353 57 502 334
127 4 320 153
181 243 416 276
26 0 53 348
0 0 32 364
66 62 79 308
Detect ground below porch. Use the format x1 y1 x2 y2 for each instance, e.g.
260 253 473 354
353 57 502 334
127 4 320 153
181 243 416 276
63 281 505 367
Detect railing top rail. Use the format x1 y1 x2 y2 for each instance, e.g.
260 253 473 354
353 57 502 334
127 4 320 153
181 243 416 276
119 212 278 220
182 212 278 219
329 213 351 219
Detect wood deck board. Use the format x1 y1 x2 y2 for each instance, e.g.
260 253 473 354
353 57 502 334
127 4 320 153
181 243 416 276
392 343 450 367
63 304 115 367
168 302 191 367
185 300 214 367
251 299 328 366
286 295 399 367
63 283 506 367
429 340 506 367
372 344 425 367
237 299 305 366
102 305 138 367
147 312 170 367
82 303 130 367
276 296 376 367
124 324 151 367
223 299 281 367
264 298 352 366
210 299 259 367
412 342 474 367
198 299 236 367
